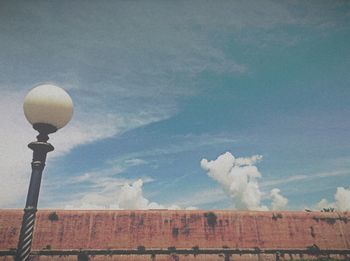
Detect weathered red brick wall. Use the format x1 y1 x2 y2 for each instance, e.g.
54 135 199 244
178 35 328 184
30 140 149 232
0 210 349 260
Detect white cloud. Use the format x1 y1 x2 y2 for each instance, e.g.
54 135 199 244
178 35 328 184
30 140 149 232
316 198 332 210
270 188 288 210
0 89 171 207
57 133 237 209
201 151 288 210
170 188 227 207
117 179 160 210
124 179 197 209
334 187 350 211
51 108 172 158
64 178 195 210
317 187 350 211
118 133 237 160
54 152 193 210
0 91 32 207
262 170 350 188
201 152 267 210
8 0 339 106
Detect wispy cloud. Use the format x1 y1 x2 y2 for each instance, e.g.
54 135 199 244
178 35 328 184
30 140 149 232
104 133 237 162
170 188 227 208
261 170 350 188
0 90 33 207
69 158 148 184
58 132 237 205
0 89 171 207
2 1 343 96
45 156 183 210
44 156 151 200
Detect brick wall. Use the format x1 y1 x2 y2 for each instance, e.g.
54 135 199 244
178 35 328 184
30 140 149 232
0 210 349 260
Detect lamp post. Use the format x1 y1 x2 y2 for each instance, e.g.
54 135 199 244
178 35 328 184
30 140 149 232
16 84 73 261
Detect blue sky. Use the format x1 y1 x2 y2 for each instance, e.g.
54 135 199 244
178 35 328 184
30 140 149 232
0 0 349 210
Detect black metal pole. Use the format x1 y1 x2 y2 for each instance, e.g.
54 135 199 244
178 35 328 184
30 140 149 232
15 123 56 261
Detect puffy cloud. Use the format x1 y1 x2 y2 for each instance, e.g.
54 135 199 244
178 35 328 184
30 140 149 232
201 151 288 210
334 187 350 211
317 187 350 211
65 178 196 210
118 179 155 210
201 152 267 210
117 180 197 209
270 188 288 210
316 198 333 210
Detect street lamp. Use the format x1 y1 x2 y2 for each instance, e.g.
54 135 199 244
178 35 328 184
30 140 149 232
16 84 73 261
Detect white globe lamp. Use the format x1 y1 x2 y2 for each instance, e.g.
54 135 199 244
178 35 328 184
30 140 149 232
23 84 73 136
16 84 74 261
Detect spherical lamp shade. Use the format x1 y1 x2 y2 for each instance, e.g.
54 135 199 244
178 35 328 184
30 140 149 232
23 84 74 129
